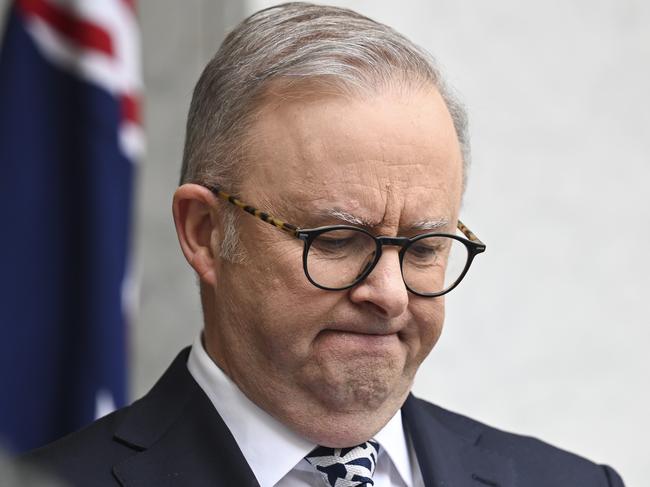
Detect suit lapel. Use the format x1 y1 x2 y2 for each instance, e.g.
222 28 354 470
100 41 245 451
402 395 516 487
111 348 259 487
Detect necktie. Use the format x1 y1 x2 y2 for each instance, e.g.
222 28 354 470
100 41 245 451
305 440 380 487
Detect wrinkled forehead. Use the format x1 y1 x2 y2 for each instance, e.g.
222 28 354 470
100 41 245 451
240 84 463 230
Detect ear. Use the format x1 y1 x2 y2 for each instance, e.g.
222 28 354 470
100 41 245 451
172 184 221 287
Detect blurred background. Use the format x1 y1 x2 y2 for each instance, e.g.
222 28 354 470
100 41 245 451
1 0 648 485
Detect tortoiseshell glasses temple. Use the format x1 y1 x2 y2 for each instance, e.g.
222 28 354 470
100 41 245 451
205 184 485 244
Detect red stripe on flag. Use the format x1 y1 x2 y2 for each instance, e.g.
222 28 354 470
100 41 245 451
18 0 114 56
121 0 137 14
121 94 140 125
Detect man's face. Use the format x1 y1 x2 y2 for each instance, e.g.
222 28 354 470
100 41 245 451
205 85 463 447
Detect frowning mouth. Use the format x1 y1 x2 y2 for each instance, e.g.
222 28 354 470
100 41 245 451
317 329 401 351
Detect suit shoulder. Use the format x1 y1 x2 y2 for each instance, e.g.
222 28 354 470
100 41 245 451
20 406 134 486
410 397 625 486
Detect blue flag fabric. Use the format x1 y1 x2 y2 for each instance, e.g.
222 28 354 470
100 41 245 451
0 0 142 453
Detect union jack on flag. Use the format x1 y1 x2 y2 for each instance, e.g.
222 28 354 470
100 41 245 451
0 0 143 452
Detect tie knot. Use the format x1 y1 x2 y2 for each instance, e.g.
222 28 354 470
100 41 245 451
305 440 380 487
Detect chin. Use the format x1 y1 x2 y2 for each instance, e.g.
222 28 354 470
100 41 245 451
300 382 411 448
304 353 406 408
282 352 414 446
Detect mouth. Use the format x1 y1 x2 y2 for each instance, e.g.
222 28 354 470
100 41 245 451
321 319 404 336
316 329 401 352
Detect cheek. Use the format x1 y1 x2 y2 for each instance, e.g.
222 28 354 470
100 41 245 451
408 298 445 363
235 254 340 360
235 236 305 307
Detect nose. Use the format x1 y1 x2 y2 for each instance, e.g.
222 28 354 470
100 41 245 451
348 247 409 318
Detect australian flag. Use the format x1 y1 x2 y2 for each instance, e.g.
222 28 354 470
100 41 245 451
0 0 143 453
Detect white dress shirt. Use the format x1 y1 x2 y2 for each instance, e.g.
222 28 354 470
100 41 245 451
187 335 424 487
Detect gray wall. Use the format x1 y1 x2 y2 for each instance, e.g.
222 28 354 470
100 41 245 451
132 0 248 413
2 1 647 484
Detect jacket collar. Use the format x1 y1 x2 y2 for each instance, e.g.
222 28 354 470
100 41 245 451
402 394 516 487
111 348 259 487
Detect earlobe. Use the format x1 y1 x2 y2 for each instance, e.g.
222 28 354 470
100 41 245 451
172 184 221 286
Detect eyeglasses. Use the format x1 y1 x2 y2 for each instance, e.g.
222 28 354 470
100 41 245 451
205 184 486 297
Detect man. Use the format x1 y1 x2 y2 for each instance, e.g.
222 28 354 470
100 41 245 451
23 3 625 486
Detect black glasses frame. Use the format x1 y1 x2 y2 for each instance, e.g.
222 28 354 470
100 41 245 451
296 225 485 297
205 184 486 297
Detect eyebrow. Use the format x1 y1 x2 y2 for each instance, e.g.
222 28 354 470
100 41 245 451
315 208 450 232
407 218 450 232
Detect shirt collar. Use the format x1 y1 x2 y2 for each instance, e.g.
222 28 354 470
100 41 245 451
187 334 413 486
187 335 313 487
376 410 414 487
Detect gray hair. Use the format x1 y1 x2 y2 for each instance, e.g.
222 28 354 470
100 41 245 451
180 2 470 190
180 2 470 263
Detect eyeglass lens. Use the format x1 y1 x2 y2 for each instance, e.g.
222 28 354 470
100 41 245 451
305 228 469 294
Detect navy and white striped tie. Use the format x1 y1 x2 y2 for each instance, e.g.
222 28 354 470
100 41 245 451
305 440 380 487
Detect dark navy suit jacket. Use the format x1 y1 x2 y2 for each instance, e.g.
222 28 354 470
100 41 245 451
23 348 625 486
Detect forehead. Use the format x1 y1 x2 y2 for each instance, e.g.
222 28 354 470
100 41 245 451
241 85 463 229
